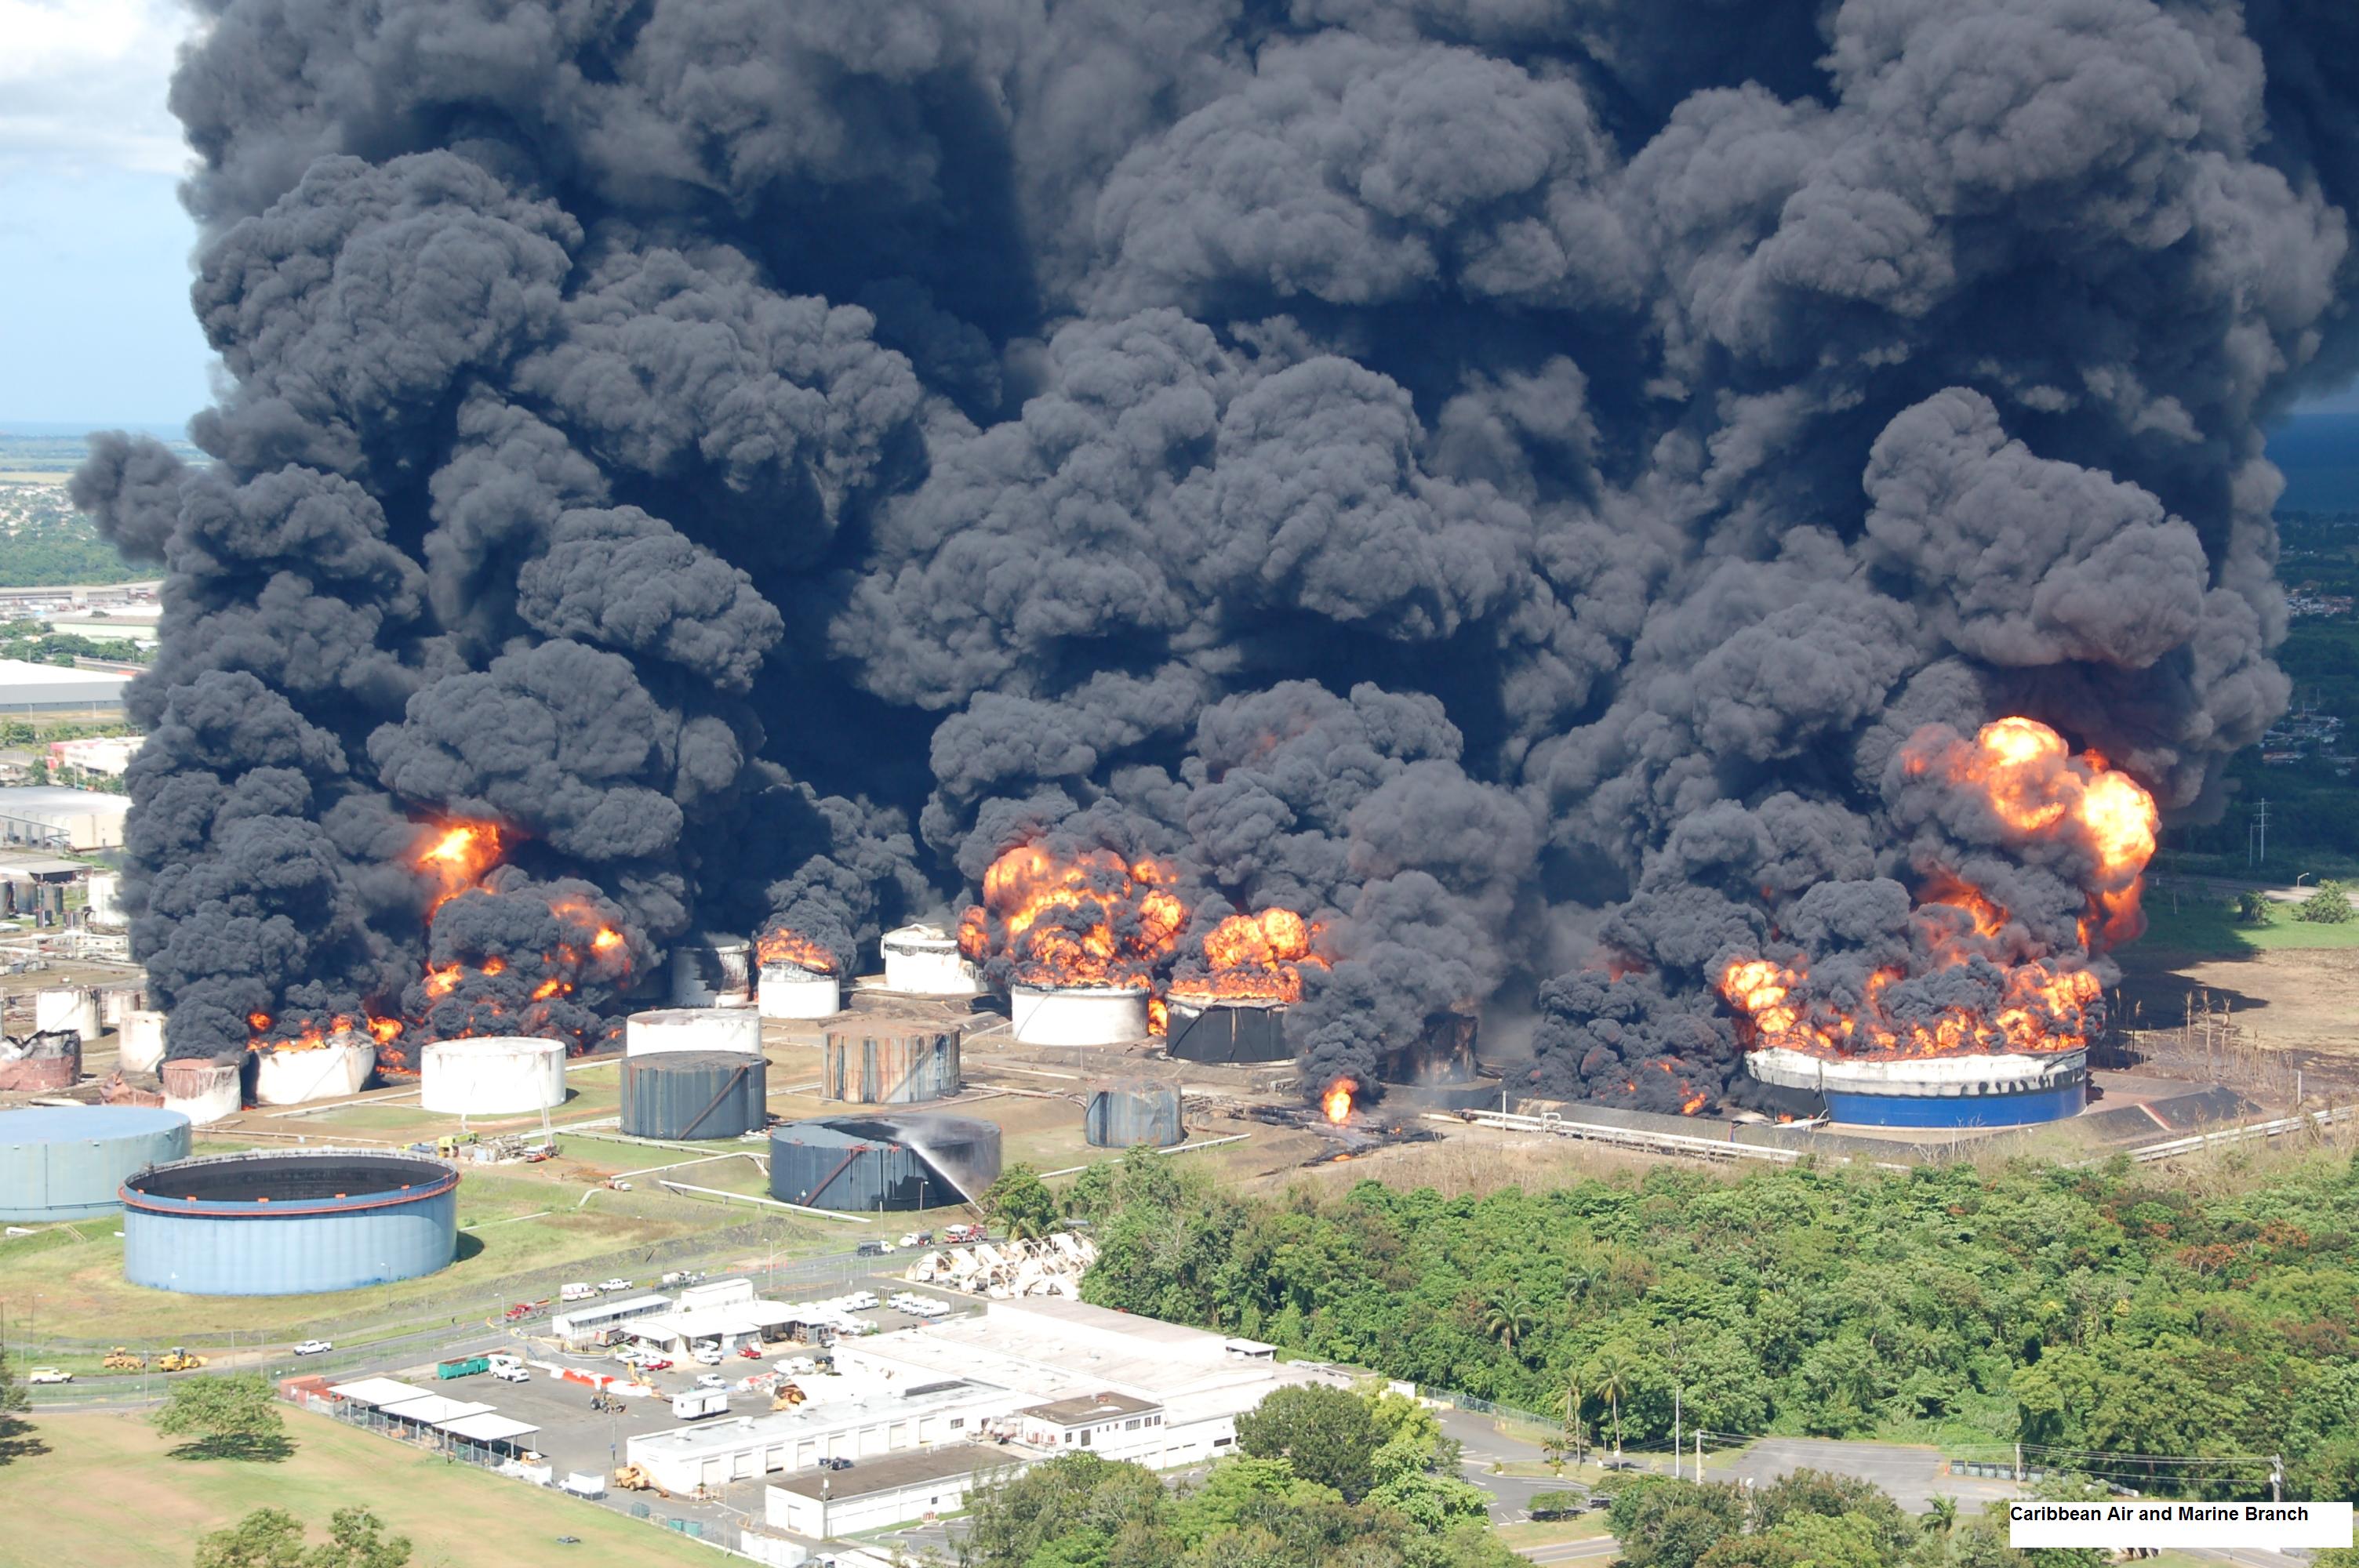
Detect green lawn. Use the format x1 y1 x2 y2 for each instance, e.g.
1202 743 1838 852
1496 1514 1615 1549
0 1407 719 1568
2126 891 2359 957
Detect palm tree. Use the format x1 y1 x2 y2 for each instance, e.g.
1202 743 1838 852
1561 1371 1585 1471
1926 1495 1959 1539
1588 1348 1634 1469
1483 1289 1537 1357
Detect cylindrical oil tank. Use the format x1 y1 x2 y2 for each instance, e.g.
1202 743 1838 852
0 1030 80 1093
620 1051 769 1140
35 986 102 1042
0 1105 191 1220
160 1058 242 1125
251 1036 376 1105
420 1036 567 1115
121 1148 459 1295
758 963 843 1019
1010 985 1150 1047
1085 1080 1184 1148
821 1026 959 1104
1163 995 1292 1064
119 1011 169 1074
100 985 141 1029
670 934 754 1007
768 1114 1001 1210
881 924 983 996
625 1007 761 1058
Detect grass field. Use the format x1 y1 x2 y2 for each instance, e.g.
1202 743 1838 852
2127 891 2359 956
0 1408 718 1568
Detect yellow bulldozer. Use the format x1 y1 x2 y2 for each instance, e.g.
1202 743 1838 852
158 1347 207 1372
102 1347 145 1372
612 1464 670 1498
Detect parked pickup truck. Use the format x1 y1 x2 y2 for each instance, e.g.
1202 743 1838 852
25 1368 70 1385
293 1339 333 1356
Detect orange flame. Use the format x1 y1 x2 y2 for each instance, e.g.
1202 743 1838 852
416 820 503 913
958 845 1184 991
1323 1078 1355 1123
1719 717 2152 1063
1183 908 1326 1002
758 927 838 974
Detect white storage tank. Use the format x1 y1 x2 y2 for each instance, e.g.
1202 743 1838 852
625 1007 762 1058
420 1036 567 1115
670 934 754 1007
881 924 983 996
85 871 125 927
1010 985 1151 1047
119 1010 168 1075
757 963 841 1019
252 1036 376 1105
160 1058 242 1126
35 986 102 1042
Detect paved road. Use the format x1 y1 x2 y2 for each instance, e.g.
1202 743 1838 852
1711 1437 2022 1513
1521 1538 1618 1564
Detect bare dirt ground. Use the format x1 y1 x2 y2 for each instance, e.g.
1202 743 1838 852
2116 944 2359 1080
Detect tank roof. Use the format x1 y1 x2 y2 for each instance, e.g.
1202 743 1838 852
0 1105 190 1141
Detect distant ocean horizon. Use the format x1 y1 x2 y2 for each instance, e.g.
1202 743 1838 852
0 420 191 439
2267 411 2359 514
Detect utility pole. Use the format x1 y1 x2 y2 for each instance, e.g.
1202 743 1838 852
1695 1429 1703 1484
2254 798 2270 868
2271 1456 2283 1504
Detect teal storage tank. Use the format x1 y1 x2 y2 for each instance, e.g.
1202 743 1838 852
0 1105 191 1220
122 1148 459 1295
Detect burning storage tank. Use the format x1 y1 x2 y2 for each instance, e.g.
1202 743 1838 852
0 1030 81 1093
250 1033 376 1105
119 1009 168 1075
881 924 983 996
768 1113 1001 1211
625 1007 762 1058
670 932 753 1007
1009 984 1151 1047
1163 993 1291 1064
419 1036 567 1116
758 962 841 1019
820 1025 959 1105
1746 1047 2088 1127
160 1058 242 1126
1085 1080 1184 1148
35 986 101 1043
121 1147 460 1295
620 1051 769 1139
0 1105 191 1221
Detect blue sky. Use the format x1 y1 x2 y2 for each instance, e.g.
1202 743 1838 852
0 1 2354 432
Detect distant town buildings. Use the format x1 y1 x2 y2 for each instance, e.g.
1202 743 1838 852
46 735 141 782
0 659 129 715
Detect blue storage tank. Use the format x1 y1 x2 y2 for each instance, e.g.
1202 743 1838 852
0 1105 191 1221
769 1114 1001 1210
121 1148 459 1295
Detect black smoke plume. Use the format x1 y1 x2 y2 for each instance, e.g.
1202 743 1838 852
80 0 2357 1102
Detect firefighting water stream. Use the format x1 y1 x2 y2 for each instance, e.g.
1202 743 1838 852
69 0 2359 1110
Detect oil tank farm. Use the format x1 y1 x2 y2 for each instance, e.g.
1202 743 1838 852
620 1051 769 1139
671 932 753 1007
121 1148 459 1295
820 1025 959 1105
0 1105 191 1221
769 1114 1001 1211
1746 1047 2088 1127
625 1007 761 1058
420 1036 567 1116
1085 1080 1183 1148
160 1058 242 1126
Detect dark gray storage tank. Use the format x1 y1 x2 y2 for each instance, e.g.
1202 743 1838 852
768 1114 1001 1210
1085 1080 1184 1149
1163 995 1292 1064
821 1025 960 1105
620 1051 769 1140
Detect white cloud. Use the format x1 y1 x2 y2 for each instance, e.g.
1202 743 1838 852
0 0 198 176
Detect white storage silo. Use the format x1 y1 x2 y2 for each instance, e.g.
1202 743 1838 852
1009 985 1151 1047
624 1007 762 1058
881 924 983 996
35 987 102 1043
160 1059 242 1126
757 963 841 1019
119 1010 168 1075
252 1036 376 1105
420 1036 568 1115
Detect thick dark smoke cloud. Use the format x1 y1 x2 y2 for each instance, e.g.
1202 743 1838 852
82 0 2357 1098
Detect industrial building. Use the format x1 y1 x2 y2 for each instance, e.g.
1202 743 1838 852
1745 1046 2089 1127
0 659 130 715
120 1147 460 1294
0 1105 190 1220
0 785 131 850
550 1292 672 1342
624 1374 1017 1495
768 1114 1001 1210
765 1446 1022 1539
613 1277 801 1356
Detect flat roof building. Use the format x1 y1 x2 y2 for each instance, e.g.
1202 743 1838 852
0 785 131 850
765 1445 1029 1540
550 1293 671 1341
623 1375 1021 1496
0 659 129 714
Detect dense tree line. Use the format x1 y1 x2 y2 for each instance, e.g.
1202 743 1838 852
1068 1150 2359 1501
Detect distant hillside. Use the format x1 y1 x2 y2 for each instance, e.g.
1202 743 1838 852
2266 411 2359 514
